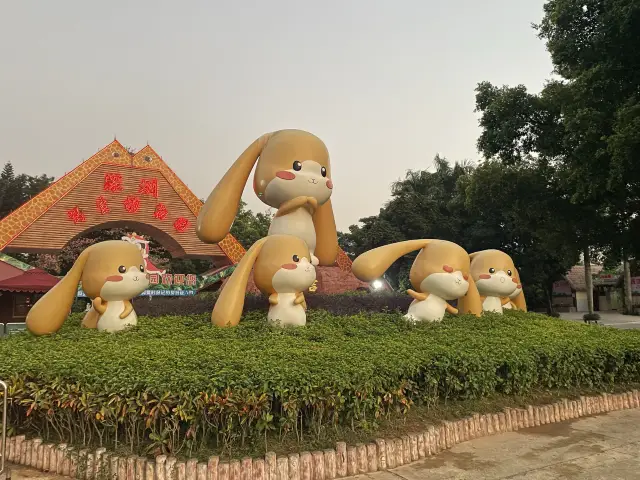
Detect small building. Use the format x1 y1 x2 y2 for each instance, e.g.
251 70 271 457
552 265 629 312
0 267 60 325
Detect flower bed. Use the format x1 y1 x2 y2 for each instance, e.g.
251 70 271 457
130 292 413 317
1 310 639 458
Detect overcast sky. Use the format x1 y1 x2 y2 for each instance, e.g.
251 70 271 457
1 0 553 231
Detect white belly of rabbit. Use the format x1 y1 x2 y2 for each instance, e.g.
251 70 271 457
268 209 316 258
97 301 137 332
482 296 503 314
405 295 447 322
502 301 514 310
268 293 307 327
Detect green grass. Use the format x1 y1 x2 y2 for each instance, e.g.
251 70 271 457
1 310 639 460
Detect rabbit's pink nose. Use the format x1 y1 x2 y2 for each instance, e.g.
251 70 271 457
326 179 333 189
276 171 296 180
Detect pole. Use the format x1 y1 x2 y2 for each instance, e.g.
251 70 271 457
0 379 7 476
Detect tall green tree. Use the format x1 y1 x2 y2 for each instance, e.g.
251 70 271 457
0 162 54 219
341 155 578 309
535 0 640 312
474 80 611 314
230 200 273 249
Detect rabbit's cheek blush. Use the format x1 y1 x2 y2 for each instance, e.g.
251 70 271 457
443 265 453 273
106 275 123 282
512 278 518 283
479 274 491 280
326 179 333 189
281 263 297 270
276 171 296 180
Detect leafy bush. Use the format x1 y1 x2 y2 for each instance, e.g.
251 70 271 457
1 310 639 457
583 313 601 321
132 291 412 317
548 311 561 318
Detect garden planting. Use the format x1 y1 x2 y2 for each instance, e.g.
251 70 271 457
1 303 640 461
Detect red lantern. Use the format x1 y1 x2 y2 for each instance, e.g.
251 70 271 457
67 206 86 224
103 173 123 193
153 203 168 220
123 196 141 213
138 178 158 198
173 217 190 233
96 196 110 215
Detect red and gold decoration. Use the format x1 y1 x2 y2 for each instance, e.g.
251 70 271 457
173 217 190 233
96 196 110 215
153 203 168 220
103 173 124 193
66 206 86 224
123 196 141 214
138 178 159 198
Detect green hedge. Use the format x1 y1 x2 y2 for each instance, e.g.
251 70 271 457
1 310 640 456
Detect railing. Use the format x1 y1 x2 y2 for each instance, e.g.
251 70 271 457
0 379 7 476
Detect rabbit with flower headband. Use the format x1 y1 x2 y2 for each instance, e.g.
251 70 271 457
26 240 149 335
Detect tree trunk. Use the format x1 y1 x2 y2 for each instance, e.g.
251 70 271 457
623 254 633 315
545 283 553 314
584 247 594 314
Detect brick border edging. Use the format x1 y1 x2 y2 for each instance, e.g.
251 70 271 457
2 391 639 480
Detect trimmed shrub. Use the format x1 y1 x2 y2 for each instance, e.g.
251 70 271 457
583 313 601 322
132 291 413 317
1 310 639 456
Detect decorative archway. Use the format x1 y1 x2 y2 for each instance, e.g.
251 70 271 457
0 140 245 267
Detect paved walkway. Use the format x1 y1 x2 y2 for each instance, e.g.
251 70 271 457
356 408 640 479
560 311 640 330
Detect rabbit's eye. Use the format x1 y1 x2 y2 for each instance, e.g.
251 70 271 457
140 265 145 273
292 255 300 263
292 161 302 171
321 166 327 177
488 268 496 274
507 269 512 276
118 265 127 274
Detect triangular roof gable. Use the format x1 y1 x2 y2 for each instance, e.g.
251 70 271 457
0 140 245 263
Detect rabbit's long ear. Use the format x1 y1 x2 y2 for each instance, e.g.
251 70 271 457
458 275 482 317
513 288 527 312
352 240 431 282
211 237 267 327
313 198 338 266
26 247 91 335
197 134 272 244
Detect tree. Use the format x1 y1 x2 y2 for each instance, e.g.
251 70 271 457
340 154 580 310
461 161 579 310
229 200 273 249
474 80 611 314
0 162 54 219
535 0 640 312
341 156 474 289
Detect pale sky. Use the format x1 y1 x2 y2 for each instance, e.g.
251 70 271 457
1 0 553 231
